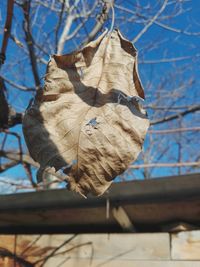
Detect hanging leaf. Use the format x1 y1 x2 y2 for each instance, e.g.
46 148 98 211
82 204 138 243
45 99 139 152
23 29 149 197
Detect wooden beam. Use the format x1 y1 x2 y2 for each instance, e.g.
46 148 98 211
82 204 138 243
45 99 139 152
172 230 200 260
0 173 200 233
112 206 135 232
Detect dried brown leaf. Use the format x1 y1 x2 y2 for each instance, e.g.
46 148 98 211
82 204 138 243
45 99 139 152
23 29 149 197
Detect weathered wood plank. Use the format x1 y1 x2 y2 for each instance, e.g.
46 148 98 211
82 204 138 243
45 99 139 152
45 259 200 267
172 230 200 260
1 258 200 267
0 233 170 266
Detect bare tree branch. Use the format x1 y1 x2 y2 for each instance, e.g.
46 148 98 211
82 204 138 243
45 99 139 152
130 161 200 169
62 2 98 44
23 162 38 189
22 0 40 88
0 78 23 129
0 78 9 128
55 0 66 53
57 0 82 54
0 0 14 66
149 127 200 134
0 74 35 92
140 54 200 64
0 150 66 181
57 15 74 54
81 0 113 47
132 0 168 43
151 105 200 125
154 20 200 36
0 160 18 172
117 4 200 38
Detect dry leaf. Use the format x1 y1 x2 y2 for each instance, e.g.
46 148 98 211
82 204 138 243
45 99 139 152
23 29 149 197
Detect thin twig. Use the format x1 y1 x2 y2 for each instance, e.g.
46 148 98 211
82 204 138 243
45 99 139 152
57 0 82 54
23 162 38 189
0 74 35 91
0 150 66 182
22 0 40 89
149 127 200 134
151 105 200 125
63 2 98 45
154 20 200 36
55 0 66 53
81 0 114 47
140 54 200 64
132 0 168 43
117 5 200 37
57 15 74 54
130 161 200 169
0 160 18 172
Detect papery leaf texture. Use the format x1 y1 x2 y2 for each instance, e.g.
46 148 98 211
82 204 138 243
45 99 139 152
23 29 149 197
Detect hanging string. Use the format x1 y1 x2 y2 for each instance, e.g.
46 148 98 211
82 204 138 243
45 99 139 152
109 2 115 34
102 0 115 36
104 186 111 219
